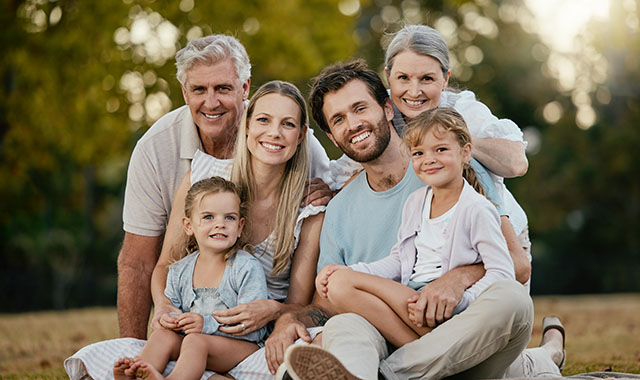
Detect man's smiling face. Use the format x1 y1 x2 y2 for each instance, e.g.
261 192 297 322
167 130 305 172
322 79 393 163
181 59 250 146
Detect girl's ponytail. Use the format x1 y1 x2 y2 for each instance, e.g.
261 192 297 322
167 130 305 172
462 162 485 196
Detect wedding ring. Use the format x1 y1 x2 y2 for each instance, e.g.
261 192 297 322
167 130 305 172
240 322 246 331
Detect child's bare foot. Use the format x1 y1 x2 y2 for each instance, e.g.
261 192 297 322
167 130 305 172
130 358 165 380
113 357 136 380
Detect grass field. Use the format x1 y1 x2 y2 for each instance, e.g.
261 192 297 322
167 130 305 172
1 294 639 379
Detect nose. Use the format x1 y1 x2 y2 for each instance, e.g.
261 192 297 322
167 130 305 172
345 112 362 131
407 80 421 97
266 121 282 138
204 89 220 109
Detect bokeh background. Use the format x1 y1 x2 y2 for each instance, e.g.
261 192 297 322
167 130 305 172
1 0 638 312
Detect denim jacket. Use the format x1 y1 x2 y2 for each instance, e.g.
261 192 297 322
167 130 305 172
165 249 268 343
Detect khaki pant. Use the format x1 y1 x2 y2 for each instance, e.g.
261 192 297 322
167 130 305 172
323 280 536 380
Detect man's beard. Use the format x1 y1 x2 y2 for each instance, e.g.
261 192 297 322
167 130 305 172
337 117 391 163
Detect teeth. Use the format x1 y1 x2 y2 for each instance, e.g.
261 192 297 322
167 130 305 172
351 132 371 144
404 99 426 106
262 142 283 150
211 233 226 238
203 112 222 120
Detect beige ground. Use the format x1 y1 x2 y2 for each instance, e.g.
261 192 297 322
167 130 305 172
0 294 639 379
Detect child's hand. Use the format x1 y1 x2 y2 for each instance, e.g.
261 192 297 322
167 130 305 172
177 312 203 334
159 312 182 331
407 294 421 327
315 264 349 298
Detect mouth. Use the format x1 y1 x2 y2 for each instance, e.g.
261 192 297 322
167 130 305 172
260 142 285 151
402 98 427 107
350 131 371 144
424 167 442 175
202 111 225 120
210 233 228 239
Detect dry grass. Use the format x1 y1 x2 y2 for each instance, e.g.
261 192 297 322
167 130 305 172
0 295 639 379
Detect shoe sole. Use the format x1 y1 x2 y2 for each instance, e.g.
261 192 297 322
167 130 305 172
285 345 359 380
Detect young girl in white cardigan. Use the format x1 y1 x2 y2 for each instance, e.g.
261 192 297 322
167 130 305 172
316 107 515 348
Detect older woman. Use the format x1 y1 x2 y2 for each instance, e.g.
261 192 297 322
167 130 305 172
382 24 563 377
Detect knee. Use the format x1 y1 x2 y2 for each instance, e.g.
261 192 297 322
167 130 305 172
150 328 182 346
325 270 353 305
181 333 206 350
482 280 533 328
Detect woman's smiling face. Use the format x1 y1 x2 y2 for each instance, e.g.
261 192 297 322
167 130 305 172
387 49 450 119
246 93 305 168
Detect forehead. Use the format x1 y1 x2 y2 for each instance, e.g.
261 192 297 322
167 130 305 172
185 59 240 86
391 50 442 73
322 79 378 117
253 93 301 119
197 191 240 211
418 126 457 145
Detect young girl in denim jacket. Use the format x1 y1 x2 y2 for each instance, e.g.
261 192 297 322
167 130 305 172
114 176 267 380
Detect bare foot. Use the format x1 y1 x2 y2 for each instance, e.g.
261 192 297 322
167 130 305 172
113 357 136 380
130 358 165 380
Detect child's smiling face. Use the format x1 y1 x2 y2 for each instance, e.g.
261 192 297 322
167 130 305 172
184 191 244 254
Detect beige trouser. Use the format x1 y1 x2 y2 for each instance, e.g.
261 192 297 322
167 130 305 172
323 280 534 380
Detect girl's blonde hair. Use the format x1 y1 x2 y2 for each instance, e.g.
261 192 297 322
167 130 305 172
231 80 309 275
174 176 250 263
404 107 485 196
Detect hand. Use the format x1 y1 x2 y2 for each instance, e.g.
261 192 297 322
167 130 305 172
150 305 182 333
301 177 333 207
177 312 203 334
315 264 349 298
264 313 311 374
214 299 277 335
407 275 465 328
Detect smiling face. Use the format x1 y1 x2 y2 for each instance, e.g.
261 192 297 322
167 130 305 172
183 191 245 255
322 80 394 163
387 49 450 119
246 93 306 168
181 60 250 152
410 125 471 190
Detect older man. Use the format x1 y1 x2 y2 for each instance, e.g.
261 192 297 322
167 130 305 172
117 34 331 339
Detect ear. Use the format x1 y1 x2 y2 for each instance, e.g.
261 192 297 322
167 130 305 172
241 78 251 101
383 97 395 122
237 217 245 237
326 131 338 148
181 84 189 105
462 142 472 163
298 124 308 145
384 66 391 84
182 216 194 236
443 70 451 91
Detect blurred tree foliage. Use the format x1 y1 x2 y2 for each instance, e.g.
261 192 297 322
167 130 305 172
0 0 638 311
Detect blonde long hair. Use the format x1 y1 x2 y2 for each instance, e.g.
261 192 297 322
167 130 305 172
404 107 485 196
231 81 309 275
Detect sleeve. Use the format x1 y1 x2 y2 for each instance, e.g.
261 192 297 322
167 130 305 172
327 154 364 191
306 128 332 183
470 158 507 216
317 210 347 272
122 143 166 236
164 264 184 311
452 91 526 145
463 200 515 303
231 257 269 343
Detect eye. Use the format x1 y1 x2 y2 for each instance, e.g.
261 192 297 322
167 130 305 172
355 106 366 113
203 214 213 220
436 147 447 153
421 76 434 82
411 150 423 157
397 74 408 80
332 116 344 126
225 215 236 221
256 117 269 124
192 86 205 94
217 85 232 93
283 120 297 128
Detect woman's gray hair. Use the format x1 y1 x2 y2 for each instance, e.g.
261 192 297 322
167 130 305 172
385 25 450 77
175 34 251 86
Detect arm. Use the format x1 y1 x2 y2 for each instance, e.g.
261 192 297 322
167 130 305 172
149 172 192 331
408 264 485 328
473 137 528 178
501 216 531 285
117 232 162 339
